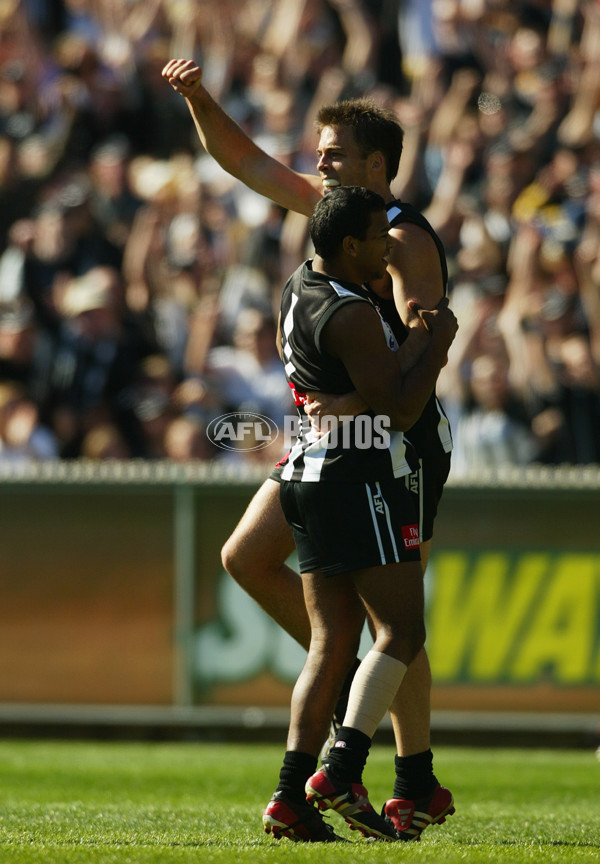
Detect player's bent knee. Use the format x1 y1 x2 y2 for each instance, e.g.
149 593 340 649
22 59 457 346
221 531 279 588
220 535 249 582
380 619 426 666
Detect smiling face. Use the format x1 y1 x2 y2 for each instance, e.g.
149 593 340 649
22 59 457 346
316 125 374 192
309 185 391 285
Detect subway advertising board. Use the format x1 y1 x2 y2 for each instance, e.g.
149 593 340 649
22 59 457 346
193 546 600 712
0 471 598 713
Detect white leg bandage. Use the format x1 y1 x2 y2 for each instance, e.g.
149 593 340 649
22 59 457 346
343 650 407 739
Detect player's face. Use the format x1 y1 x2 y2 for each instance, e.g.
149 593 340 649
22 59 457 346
316 126 371 191
355 209 392 283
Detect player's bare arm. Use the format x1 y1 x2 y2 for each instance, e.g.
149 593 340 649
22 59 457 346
304 390 368 439
388 223 445 317
306 295 451 432
161 59 321 215
305 390 368 420
304 299 431 422
320 300 457 430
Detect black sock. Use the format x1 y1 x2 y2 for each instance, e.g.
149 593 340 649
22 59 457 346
324 726 371 784
393 749 437 801
333 658 361 725
276 751 318 804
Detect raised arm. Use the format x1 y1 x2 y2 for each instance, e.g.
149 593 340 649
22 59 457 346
162 59 321 216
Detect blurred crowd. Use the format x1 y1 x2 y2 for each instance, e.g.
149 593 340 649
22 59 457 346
0 0 598 474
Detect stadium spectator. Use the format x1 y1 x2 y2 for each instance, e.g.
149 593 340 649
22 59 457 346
0 298 38 387
163 414 214 461
449 352 539 478
34 265 155 457
128 353 179 458
203 306 294 432
80 421 131 459
0 381 57 462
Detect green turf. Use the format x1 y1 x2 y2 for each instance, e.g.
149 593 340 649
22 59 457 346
0 740 598 863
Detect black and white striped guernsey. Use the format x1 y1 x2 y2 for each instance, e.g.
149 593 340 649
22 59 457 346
279 259 414 483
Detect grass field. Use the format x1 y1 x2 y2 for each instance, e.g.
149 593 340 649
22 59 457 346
0 739 598 863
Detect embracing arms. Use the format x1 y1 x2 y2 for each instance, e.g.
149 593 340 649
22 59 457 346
319 298 458 431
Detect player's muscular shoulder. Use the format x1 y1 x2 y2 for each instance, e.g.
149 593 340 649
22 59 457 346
321 301 400 408
321 301 385 361
388 222 444 310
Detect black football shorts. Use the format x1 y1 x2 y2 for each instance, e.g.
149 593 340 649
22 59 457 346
280 475 421 577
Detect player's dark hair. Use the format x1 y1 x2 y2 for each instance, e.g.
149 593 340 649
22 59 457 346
316 98 404 184
309 186 386 259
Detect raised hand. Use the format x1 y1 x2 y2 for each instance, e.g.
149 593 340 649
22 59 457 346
161 59 204 98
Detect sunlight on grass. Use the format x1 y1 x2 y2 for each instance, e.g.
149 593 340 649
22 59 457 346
0 742 598 863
